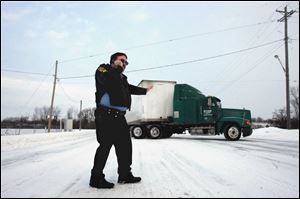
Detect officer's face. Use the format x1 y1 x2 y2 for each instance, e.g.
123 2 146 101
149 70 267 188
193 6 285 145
114 55 128 71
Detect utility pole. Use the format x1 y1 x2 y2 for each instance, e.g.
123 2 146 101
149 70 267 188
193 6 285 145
79 100 82 131
276 6 296 129
48 60 58 133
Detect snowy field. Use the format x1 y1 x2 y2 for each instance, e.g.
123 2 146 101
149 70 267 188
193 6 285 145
1 127 299 198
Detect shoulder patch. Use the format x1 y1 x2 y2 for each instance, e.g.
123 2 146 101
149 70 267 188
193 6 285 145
98 66 107 73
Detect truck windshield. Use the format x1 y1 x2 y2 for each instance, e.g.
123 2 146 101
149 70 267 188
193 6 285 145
217 101 222 108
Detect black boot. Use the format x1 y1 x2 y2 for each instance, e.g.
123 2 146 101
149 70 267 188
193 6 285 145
90 173 114 189
118 172 142 184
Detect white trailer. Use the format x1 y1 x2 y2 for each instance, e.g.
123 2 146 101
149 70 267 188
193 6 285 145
126 80 178 139
126 80 176 122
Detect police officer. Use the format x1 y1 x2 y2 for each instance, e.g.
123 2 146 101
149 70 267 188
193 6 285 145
90 52 152 189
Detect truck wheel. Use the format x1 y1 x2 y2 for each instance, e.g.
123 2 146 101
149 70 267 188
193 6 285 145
224 125 241 141
149 125 163 139
131 125 146 139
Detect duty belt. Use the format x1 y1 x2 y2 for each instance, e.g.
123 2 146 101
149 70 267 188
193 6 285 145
98 105 126 117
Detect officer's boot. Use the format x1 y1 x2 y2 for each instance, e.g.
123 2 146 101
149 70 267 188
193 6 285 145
89 173 114 189
118 172 142 184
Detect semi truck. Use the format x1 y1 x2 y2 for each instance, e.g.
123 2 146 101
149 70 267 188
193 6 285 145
126 80 252 141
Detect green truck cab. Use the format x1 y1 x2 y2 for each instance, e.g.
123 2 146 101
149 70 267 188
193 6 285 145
128 80 252 141
173 84 252 141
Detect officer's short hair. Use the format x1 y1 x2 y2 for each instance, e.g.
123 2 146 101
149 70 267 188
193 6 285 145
110 52 127 64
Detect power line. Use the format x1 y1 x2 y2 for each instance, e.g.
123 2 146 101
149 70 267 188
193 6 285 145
215 43 285 95
58 74 94 80
3 39 283 81
209 22 282 90
207 6 282 91
57 80 80 104
18 65 55 116
58 20 276 63
287 3 299 12
123 39 284 73
207 4 284 85
217 2 286 73
1 69 53 76
58 39 283 80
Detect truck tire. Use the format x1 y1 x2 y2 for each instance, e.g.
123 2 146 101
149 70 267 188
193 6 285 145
224 124 241 141
148 125 163 139
131 125 146 139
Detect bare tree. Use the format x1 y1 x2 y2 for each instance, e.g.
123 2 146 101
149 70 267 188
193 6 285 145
32 106 48 122
32 107 41 121
41 106 49 121
80 108 95 122
257 117 263 123
273 108 287 128
67 106 78 119
52 106 61 120
32 106 61 121
78 107 96 128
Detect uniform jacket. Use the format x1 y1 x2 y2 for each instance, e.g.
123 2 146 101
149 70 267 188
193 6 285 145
95 64 147 110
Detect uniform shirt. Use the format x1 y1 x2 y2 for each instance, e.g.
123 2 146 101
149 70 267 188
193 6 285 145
100 92 127 111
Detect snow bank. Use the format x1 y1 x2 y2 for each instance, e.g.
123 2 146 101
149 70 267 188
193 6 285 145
1 130 95 152
252 127 299 141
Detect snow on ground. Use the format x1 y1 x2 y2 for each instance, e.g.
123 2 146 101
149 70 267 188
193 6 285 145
1 130 94 151
1 127 299 198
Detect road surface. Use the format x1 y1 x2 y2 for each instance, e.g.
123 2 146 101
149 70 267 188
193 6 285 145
1 128 299 197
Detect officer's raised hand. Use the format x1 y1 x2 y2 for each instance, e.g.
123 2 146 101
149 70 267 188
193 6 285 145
146 85 153 93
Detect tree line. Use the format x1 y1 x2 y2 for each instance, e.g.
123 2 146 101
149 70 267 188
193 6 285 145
252 86 299 129
1 106 96 129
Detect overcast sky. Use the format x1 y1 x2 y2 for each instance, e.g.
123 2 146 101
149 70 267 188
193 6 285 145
1 1 299 120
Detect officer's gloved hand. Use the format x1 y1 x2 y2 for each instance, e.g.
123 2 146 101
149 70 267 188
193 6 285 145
116 64 124 73
108 63 122 73
112 60 125 73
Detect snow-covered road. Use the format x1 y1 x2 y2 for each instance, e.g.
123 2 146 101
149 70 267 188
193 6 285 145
1 128 299 198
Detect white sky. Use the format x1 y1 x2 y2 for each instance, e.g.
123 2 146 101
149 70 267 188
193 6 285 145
1 1 299 120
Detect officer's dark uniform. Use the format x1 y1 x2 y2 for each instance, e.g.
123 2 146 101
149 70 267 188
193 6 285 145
91 63 147 182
